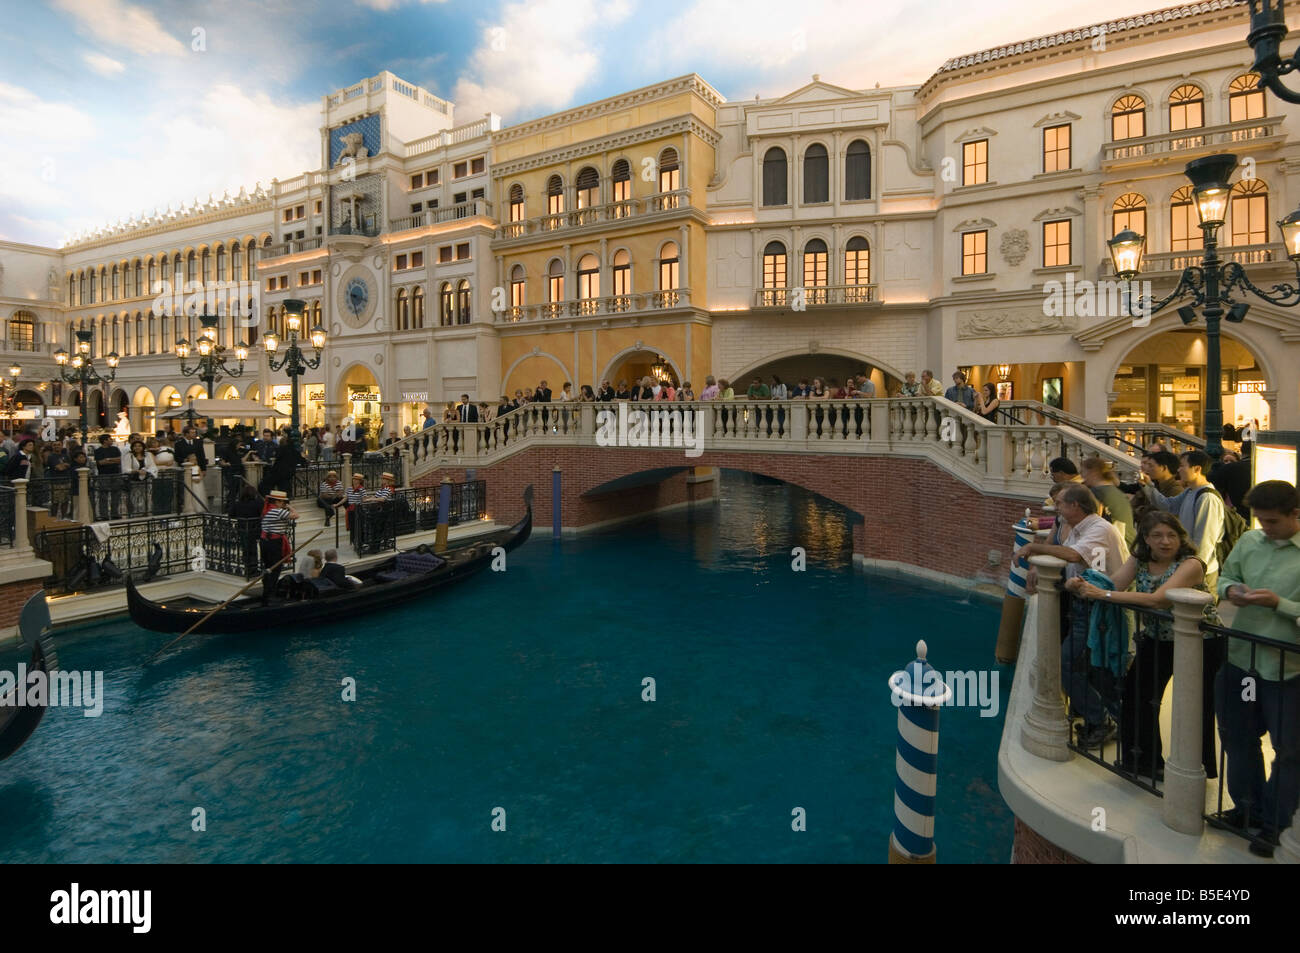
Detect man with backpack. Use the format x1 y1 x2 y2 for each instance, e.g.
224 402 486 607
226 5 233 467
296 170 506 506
1143 449 1245 589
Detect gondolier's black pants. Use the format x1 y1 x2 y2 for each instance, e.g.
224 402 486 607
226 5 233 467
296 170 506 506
260 536 286 603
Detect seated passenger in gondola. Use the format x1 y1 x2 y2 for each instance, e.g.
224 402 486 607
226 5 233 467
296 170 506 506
319 548 359 590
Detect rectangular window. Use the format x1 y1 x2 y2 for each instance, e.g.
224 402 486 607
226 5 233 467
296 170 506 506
762 252 786 289
1171 203 1202 253
1230 90 1266 124
427 199 439 209
471 157 485 174
427 169 439 186
313 200 322 215
1043 220 1071 267
411 203 422 214
454 192 467 205
455 243 470 260
312 269 322 283
962 140 988 186
1043 124 1070 173
282 209 293 223
395 255 407 270
410 251 423 268
471 188 484 200
439 246 452 264
453 161 468 179
613 178 631 203
411 173 423 189
1232 193 1269 246
298 271 310 286
962 231 988 275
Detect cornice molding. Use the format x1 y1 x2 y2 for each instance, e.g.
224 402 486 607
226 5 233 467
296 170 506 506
491 117 721 179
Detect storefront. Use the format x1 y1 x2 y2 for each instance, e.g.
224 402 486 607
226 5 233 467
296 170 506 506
347 385 383 449
400 389 429 432
270 383 327 429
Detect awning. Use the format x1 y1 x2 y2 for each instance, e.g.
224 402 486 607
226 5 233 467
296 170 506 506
158 399 290 420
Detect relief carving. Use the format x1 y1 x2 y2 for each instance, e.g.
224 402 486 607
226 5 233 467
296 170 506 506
957 308 1077 339
1000 229 1029 267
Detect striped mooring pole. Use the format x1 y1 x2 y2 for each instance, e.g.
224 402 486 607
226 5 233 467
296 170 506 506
994 510 1037 664
887 639 952 864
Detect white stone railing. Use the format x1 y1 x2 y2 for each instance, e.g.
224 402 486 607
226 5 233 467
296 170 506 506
752 285 878 307
997 400 1205 457
495 190 691 240
387 200 493 233
391 397 1142 499
495 290 694 323
1102 116 1283 163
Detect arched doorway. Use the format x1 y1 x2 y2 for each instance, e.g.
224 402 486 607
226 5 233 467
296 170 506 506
503 352 570 397
132 387 156 435
158 385 181 433
732 353 898 396
1108 329 1270 435
86 388 106 431
339 364 382 450
217 384 240 400
602 349 680 390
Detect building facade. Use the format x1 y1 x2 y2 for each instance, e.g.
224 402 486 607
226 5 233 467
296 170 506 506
1 2 1297 442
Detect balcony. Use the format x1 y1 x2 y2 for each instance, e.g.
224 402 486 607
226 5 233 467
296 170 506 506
495 190 691 242
1102 116 1284 168
261 236 325 260
1099 242 1287 277
752 285 878 308
388 199 493 233
496 289 693 324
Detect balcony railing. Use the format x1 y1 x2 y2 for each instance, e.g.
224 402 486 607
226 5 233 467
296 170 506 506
262 236 325 260
496 290 693 324
1099 242 1286 277
1102 116 1284 163
753 285 878 307
388 199 493 233
494 190 691 240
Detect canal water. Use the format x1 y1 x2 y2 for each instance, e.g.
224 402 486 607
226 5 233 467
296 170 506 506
0 472 1013 863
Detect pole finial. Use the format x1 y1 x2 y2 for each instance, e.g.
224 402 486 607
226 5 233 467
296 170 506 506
916 639 927 660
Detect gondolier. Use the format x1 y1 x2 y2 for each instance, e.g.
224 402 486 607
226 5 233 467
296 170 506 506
345 474 366 532
260 489 298 604
374 472 397 502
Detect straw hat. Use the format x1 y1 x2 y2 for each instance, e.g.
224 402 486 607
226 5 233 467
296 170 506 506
268 489 289 501
381 471 396 482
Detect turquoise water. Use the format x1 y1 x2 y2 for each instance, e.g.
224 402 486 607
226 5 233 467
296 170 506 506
0 473 1013 863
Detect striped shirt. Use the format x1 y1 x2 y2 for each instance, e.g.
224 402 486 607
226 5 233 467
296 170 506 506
345 486 366 505
319 479 343 498
261 506 293 535
373 486 395 501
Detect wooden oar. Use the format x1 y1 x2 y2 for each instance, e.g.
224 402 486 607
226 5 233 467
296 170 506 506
144 527 325 664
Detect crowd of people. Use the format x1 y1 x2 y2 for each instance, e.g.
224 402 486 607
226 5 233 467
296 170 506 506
1013 442 1300 856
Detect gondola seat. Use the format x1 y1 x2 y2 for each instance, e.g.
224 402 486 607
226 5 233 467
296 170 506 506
305 577 343 597
376 551 446 584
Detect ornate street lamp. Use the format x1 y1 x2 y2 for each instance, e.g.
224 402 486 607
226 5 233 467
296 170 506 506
54 329 117 445
1108 153 1300 460
176 311 249 430
0 362 21 432
1245 1 1300 103
264 298 325 451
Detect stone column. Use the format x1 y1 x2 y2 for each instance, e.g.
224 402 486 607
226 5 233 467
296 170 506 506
76 467 91 523
1163 587 1214 836
400 448 413 488
245 459 264 496
1020 555 1070 761
13 479 30 554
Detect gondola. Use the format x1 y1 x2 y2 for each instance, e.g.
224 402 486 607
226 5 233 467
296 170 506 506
127 485 532 635
0 592 58 762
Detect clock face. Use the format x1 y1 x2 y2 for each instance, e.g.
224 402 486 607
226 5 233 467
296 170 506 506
346 277 369 315
337 268 376 328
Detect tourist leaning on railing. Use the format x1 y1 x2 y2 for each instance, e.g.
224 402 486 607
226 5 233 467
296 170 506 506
1215 480 1300 856
1142 449 1226 588
1066 511 1220 778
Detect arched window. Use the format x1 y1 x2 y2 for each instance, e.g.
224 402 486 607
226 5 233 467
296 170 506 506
186 250 197 284
133 260 143 297
509 264 526 318
111 265 119 299
1112 94 1146 141
761 240 787 305
657 242 679 307
215 245 226 281
149 314 156 354
89 269 97 304
396 288 409 330
439 282 454 326
575 167 599 209
68 274 76 305
135 313 144 355
456 280 471 324
658 147 680 209
845 140 871 200
148 259 157 292
763 148 788 206
232 242 243 281
845 237 871 301
508 184 524 234
200 247 211 282
1170 185 1202 253
612 249 631 304
546 174 564 222
1112 193 1147 239
1169 84 1205 132
1231 179 1269 246
79 271 87 304
8 311 35 351
546 259 564 317
576 254 599 313
803 144 829 204
803 238 827 303
412 286 424 328
1229 73 1266 124
611 158 632 212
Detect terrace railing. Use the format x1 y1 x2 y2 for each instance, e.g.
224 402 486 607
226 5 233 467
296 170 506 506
995 400 1205 457
351 480 486 555
87 471 186 522
0 484 14 547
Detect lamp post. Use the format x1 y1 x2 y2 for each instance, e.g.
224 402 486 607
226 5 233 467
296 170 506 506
53 329 117 446
176 311 249 430
263 298 326 452
1245 1 1300 103
1108 153 1300 461
0 362 21 434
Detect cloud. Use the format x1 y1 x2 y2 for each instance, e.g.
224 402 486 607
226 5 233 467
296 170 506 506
82 52 126 76
451 0 633 122
356 0 448 9
51 0 185 57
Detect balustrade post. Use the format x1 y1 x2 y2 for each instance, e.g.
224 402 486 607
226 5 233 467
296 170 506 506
579 403 596 441
246 460 265 496
76 467 92 523
985 429 1011 483
1163 588 1214 836
1020 554 1070 761
183 465 205 514
868 399 888 446
790 400 808 442
13 479 30 554
401 449 413 487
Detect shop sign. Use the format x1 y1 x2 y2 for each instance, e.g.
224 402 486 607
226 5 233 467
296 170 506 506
44 408 71 417
307 387 326 402
1237 380 1267 394
272 385 292 401
402 391 428 402
350 391 381 402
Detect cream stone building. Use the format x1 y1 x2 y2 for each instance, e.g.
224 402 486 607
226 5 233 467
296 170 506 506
2 1 1296 441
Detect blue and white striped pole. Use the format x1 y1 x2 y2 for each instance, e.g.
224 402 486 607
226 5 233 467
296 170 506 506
996 511 1036 663
888 639 952 864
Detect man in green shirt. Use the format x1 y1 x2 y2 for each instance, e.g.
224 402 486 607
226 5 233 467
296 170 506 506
1215 480 1300 855
745 378 770 400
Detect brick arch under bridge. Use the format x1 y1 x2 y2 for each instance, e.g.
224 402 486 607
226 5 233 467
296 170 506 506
413 444 1031 582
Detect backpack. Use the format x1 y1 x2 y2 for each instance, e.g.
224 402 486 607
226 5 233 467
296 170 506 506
1194 486 1248 566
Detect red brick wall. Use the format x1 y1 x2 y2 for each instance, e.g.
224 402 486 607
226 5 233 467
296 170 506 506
1012 817 1087 864
0 578 45 632
416 449 1030 580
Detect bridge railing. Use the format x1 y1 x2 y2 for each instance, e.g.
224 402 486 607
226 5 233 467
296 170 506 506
391 397 1143 501
996 401 1205 457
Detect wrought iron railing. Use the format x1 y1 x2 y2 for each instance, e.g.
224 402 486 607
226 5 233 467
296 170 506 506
0 484 13 547
87 470 185 521
351 480 486 555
